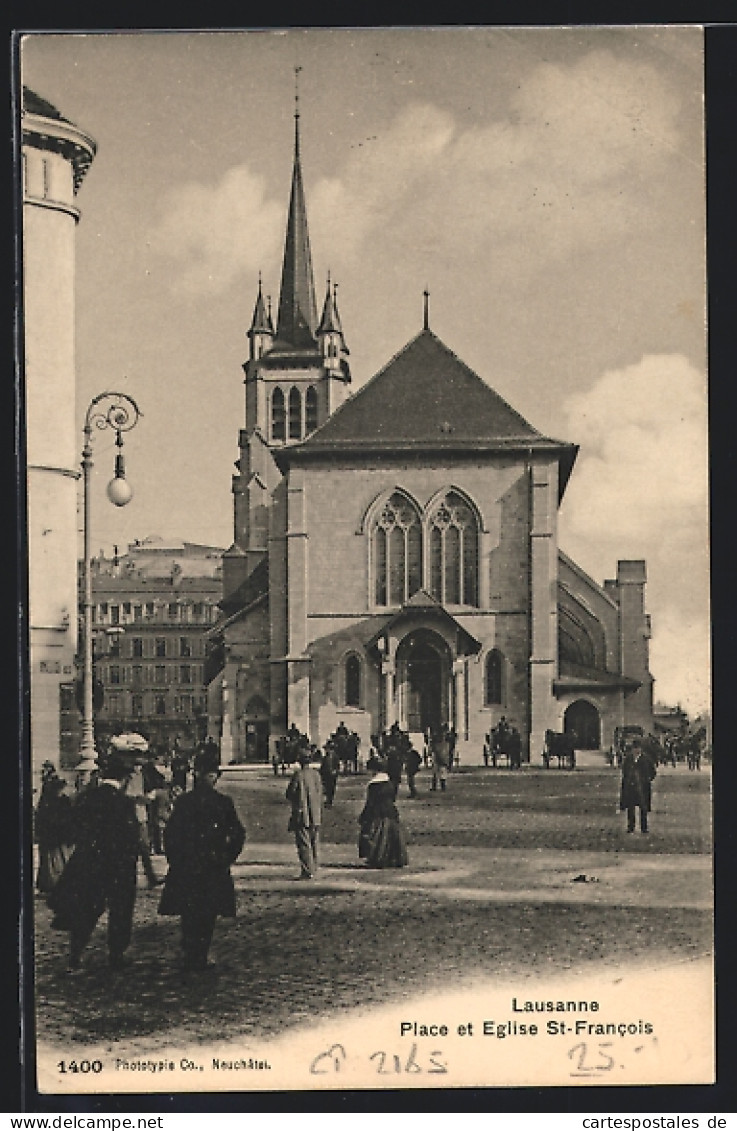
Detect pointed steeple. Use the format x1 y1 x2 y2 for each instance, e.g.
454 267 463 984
248 273 274 337
317 275 344 337
247 273 274 360
275 76 318 348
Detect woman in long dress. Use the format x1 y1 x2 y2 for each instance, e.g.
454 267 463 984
34 765 74 895
358 758 408 869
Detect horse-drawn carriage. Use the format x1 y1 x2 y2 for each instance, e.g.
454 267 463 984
542 729 576 770
483 720 522 768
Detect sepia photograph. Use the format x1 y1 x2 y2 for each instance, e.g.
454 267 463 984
18 26 711 1096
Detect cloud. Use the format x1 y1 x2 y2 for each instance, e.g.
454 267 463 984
150 166 283 295
149 49 684 293
558 353 710 713
312 50 683 271
648 604 711 717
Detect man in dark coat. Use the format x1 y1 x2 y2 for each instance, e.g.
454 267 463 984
619 739 657 833
405 743 421 798
319 742 339 808
158 746 245 972
47 754 140 973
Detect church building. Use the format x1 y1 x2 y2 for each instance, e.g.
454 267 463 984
208 107 653 765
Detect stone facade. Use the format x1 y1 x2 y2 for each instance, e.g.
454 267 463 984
89 538 223 750
22 88 96 781
209 115 653 765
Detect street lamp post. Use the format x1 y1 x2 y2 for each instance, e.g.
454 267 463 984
79 392 142 764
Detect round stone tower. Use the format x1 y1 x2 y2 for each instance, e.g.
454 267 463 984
22 87 96 780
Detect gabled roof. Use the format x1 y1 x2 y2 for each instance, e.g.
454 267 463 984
275 329 578 498
366 589 482 656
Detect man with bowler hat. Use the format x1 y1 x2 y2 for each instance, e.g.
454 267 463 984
158 745 245 972
47 752 140 973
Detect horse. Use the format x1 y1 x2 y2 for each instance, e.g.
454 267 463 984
542 730 576 769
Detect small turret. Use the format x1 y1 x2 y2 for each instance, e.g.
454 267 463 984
247 274 275 360
317 275 349 373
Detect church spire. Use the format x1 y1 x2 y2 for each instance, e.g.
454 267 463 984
275 69 318 347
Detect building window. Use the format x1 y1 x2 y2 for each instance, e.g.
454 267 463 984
110 605 120 625
179 694 192 715
132 694 143 717
156 638 166 657
168 602 178 618
132 665 143 686
179 637 191 657
345 654 361 708
180 665 191 685
133 605 142 622
107 694 120 716
132 638 143 658
145 602 155 617
271 387 286 441
373 492 422 607
109 636 121 658
193 602 204 618
99 602 108 618
305 386 318 433
288 386 302 439
154 665 166 684
485 649 503 705
110 665 121 685
427 491 479 606
123 602 131 616
155 696 166 716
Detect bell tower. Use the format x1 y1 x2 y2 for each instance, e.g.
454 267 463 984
223 78 351 602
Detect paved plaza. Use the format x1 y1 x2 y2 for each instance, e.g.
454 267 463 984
34 763 711 1068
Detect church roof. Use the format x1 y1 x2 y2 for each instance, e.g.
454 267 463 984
276 329 578 498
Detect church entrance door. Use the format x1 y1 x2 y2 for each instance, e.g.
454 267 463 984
564 699 601 749
243 695 270 763
397 630 449 736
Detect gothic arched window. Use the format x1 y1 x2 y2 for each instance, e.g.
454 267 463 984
485 649 503 705
427 491 479 606
305 386 318 434
373 492 422 607
345 654 361 707
271 387 286 441
288 386 302 439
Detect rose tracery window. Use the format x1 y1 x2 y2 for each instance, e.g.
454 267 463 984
428 491 479 606
373 493 422 607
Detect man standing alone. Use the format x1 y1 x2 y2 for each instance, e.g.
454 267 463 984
619 739 657 834
158 746 245 972
286 747 323 879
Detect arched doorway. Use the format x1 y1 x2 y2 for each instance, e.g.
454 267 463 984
243 695 269 763
397 630 450 735
564 700 601 749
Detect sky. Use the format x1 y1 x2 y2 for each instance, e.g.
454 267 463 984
19 27 709 715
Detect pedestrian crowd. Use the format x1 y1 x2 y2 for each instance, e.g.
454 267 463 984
34 719 669 978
